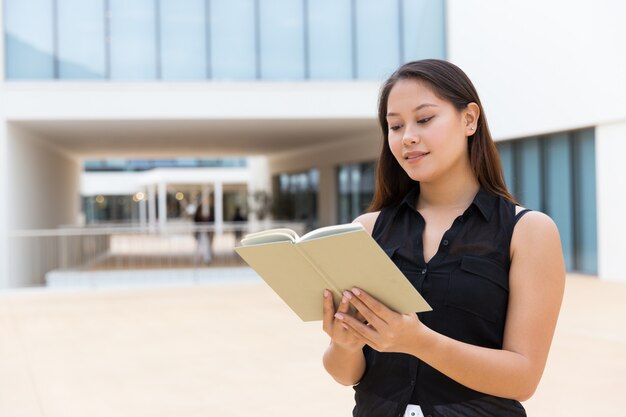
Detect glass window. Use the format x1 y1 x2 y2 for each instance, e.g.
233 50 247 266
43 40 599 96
109 0 157 80
307 0 352 79
355 0 400 79
498 130 597 274
497 141 515 196
259 0 305 80
57 0 106 79
210 0 256 80
402 0 446 61
545 133 574 270
573 129 597 273
159 0 207 80
517 138 542 210
337 162 375 224
272 170 318 231
4 0 55 79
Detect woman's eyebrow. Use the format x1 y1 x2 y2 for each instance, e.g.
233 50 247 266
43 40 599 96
386 103 438 117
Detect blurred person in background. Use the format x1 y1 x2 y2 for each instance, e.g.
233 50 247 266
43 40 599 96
232 205 247 243
194 202 213 264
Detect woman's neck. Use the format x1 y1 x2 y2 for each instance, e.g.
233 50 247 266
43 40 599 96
417 170 480 212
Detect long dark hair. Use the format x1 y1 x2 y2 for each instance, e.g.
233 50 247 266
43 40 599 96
368 59 517 211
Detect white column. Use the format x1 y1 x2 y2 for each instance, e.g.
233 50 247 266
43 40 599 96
158 181 167 230
0 124 8 287
214 181 224 235
148 184 157 231
139 191 147 228
318 165 338 227
247 156 271 230
596 120 626 282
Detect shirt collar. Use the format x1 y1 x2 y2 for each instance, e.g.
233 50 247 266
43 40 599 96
401 182 497 221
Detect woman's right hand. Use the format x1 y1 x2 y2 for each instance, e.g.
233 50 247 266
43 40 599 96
322 289 366 352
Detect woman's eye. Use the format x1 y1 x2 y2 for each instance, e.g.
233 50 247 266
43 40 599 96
389 125 402 131
417 116 434 124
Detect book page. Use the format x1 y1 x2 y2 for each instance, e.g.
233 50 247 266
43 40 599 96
297 223 364 243
240 228 299 246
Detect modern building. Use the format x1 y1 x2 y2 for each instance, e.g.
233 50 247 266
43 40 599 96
0 0 625 288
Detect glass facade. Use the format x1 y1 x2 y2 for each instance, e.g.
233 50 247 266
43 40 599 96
272 170 319 231
496 128 597 274
337 161 376 224
84 158 247 172
57 0 106 79
4 0 446 81
159 0 208 80
4 0 54 79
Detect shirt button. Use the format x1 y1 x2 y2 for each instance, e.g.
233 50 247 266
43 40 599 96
442 239 449 246
421 268 427 274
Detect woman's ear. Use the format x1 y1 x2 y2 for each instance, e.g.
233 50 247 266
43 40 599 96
464 102 480 136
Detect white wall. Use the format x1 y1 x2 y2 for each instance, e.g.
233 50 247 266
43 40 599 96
447 0 626 141
81 168 252 196
1 82 379 121
6 124 81 229
596 121 626 282
4 124 81 287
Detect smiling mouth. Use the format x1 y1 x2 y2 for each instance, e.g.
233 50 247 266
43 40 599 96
405 152 430 160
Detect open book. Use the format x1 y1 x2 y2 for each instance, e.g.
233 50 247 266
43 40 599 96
235 223 432 321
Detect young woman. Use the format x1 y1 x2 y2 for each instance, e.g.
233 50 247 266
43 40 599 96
322 60 565 417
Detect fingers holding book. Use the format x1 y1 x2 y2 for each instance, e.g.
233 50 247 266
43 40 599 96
322 289 366 352
336 288 425 354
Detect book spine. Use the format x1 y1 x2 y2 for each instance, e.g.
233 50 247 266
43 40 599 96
293 245 344 297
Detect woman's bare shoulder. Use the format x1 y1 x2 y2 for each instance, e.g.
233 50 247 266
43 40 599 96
352 211 381 236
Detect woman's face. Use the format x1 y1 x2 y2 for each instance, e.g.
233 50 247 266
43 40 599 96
386 78 477 184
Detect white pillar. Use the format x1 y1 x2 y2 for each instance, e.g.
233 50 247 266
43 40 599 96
0 124 8 288
247 156 271 230
214 181 224 235
139 192 147 228
318 165 338 227
148 184 157 230
596 120 626 282
158 181 167 230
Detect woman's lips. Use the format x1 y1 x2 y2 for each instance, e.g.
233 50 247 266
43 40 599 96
404 152 430 162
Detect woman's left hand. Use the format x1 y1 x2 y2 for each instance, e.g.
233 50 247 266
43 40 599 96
335 288 430 355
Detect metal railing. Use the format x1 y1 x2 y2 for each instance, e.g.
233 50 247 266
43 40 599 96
7 221 306 287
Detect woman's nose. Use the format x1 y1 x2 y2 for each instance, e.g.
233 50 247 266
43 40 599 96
402 127 420 146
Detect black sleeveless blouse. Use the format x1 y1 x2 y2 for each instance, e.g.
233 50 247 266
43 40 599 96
352 184 529 417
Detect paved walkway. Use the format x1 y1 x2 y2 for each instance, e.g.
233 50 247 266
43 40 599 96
0 274 624 417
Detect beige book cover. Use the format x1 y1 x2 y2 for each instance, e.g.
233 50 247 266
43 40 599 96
235 223 432 322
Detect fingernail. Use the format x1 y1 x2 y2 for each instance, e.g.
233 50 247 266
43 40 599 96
343 291 353 300
341 296 348 304
334 312 344 320
352 288 361 296
323 289 329 298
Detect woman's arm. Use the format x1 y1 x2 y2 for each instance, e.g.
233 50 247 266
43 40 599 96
322 289 367 386
338 211 565 401
322 211 380 386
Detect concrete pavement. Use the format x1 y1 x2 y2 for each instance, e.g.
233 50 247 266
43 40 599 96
0 274 624 417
